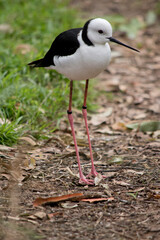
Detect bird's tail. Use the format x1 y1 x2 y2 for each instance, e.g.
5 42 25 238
28 58 44 68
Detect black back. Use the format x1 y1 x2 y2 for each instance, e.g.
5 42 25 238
28 19 95 68
39 28 82 67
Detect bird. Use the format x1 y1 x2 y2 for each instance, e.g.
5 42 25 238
28 18 139 185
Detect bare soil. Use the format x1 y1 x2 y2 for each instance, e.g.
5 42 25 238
0 1 160 239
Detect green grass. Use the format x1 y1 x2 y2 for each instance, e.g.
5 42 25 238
0 114 22 146
0 0 96 145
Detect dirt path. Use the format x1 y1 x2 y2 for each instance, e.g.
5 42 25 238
0 1 160 239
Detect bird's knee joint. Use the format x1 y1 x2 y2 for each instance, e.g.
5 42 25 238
67 110 72 114
82 106 87 109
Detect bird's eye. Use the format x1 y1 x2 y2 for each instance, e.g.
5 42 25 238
98 30 103 34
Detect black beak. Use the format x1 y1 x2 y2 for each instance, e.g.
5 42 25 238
109 37 139 52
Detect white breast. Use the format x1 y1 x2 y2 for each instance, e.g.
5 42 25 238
48 37 111 81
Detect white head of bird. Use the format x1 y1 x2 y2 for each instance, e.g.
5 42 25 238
87 18 112 45
84 18 139 51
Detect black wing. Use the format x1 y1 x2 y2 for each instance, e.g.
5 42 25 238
28 28 82 68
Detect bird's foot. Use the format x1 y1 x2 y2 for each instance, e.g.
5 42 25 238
79 176 94 185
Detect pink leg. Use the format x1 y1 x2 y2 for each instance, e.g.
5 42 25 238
82 80 98 177
82 80 106 178
67 80 93 185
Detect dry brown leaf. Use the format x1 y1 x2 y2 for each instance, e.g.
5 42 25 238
34 211 46 219
149 103 160 113
20 137 37 146
58 151 76 159
125 169 144 175
95 212 103 227
23 157 36 170
81 197 114 203
10 170 25 182
153 130 160 138
41 147 61 154
1 173 10 180
112 122 127 131
26 219 38 225
134 112 147 120
106 149 115 157
113 179 130 186
152 194 160 199
95 126 113 134
28 215 37 220
0 152 9 158
148 193 160 200
101 183 112 197
7 216 20 221
0 145 14 151
61 202 78 209
94 173 103 186
119 84 127 92
147 142 160 148
76 138 88 147
102 172 117 178
33 193 84 207
28 158 36 169
105 77 120 88
90 108 112 126
47 212 63 219
66 167 79 178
